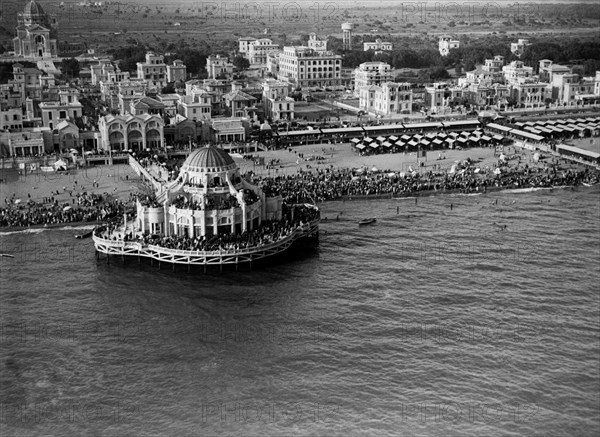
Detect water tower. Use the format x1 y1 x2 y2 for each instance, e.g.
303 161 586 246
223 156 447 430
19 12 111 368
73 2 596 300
342 22 353 50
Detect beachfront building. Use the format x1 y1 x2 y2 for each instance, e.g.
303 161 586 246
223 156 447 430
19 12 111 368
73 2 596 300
38 88 83 129
277 46 343 89
363 38 393 52
247 39 280 65
0 130 45 157
557 74 598 106
167 60 187 83
98 113 164 152
425 83 449 112
509 80 550 108
539 60 571 83
13 0 58 59
206 55 234 79
353 62 394 97
439 36 459 56
210 119 246 143
137 52 168 91
510 39 531 58
502 61 534 86
262 79 294 121
359 82 412 116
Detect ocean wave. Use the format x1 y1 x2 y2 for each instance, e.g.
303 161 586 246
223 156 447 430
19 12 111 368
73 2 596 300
504 186 569 194
0 224 96 236
0 228 47 236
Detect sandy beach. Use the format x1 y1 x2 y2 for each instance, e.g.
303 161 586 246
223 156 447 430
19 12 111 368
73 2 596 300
233 143 538 178
0 164 145 206
0 144 587 209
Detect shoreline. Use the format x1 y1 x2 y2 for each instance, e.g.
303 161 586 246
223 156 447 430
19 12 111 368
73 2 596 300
1 181 596 233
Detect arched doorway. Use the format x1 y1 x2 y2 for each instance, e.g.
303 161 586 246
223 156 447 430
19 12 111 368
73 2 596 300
146 129 161 149
177 216 189 237
109 131 124 151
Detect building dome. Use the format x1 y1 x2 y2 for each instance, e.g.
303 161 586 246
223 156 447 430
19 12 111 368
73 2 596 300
180 146 236 173
24 1 45 17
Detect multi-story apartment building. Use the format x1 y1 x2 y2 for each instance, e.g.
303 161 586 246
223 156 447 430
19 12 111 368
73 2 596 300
363 38 393 52
509 80 550 108
556 74 598 105
278 46 343 89
502 61 534 86
118 80 149 115
248 39 280 65
0 107 24 131
91 60 130 86
539 60 571 83
353 62 394 96
167 59 187 83
136 52 168 90
206 55 234 79
262 79 294 121
463 56 505 86
38 88 83 129
238 37 257 54
359 82 412 116
178 94 212 121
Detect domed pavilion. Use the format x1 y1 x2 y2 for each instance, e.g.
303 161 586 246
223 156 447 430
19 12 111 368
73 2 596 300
136 145 282 238
94 145 320 267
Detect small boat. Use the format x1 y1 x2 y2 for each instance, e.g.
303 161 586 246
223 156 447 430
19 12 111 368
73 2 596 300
358 218 376 226
75 230 93 239
0 253 15 258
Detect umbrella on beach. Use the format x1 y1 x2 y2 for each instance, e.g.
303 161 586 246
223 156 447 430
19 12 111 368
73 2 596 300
14 199 22 204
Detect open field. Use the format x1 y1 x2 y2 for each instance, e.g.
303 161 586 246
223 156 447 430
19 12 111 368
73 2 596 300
1 1 598 55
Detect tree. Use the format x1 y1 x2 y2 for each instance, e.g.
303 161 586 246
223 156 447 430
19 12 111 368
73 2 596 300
161 83 175 94
61 58 81 78
232 55 250 71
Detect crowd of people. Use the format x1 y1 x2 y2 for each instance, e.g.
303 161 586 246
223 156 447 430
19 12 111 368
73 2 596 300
94 205 320 253
0 196 127 228
251 155 600 203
